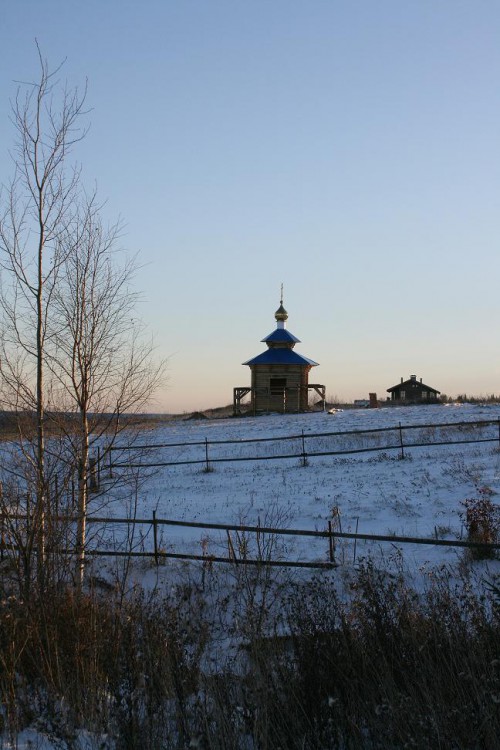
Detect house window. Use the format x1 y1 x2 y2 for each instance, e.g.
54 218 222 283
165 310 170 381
400 390 406 400
422 391 428 399
270 378 287 395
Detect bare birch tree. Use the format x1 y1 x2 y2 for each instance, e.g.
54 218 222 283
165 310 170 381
0 48 165 592
0 45 87 589
48 193 165 585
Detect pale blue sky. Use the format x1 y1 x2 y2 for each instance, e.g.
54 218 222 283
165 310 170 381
1 1 499 411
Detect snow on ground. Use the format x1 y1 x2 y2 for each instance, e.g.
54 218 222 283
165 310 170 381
3 404 499 750
97 403 500 576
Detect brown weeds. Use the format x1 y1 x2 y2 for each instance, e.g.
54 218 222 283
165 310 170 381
0 563 498 748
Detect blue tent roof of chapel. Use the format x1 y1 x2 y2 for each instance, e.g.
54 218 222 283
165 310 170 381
261 328 300 344
243 349 318 367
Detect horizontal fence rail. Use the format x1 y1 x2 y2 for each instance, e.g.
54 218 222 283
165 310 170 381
105 418 500 472
1 512 498 570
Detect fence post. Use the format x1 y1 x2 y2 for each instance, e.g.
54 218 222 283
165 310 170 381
205 438 211 472
301 429 308 467
256 515 262 559
152 510 158 566
109 448 113 479
97 446 101 487
26 492 31 536
328 520 335 563
399 422 405 459
54 474 59 520
89 456 98 493
353 517 359 563
227 530 237 563
0 483 3 561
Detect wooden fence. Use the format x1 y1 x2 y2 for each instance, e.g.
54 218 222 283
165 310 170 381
2 417 499 570
1 512 498 569
105 417 500 473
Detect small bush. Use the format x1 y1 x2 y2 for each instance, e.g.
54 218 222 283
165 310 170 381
461 491 499 559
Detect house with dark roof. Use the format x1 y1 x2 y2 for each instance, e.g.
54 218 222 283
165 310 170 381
387 375 440 404
233 297 325 414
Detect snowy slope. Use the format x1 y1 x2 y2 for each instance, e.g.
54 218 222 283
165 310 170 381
99 403 500 573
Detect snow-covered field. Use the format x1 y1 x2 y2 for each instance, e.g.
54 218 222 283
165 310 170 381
102 403 500 576
3 404 499 750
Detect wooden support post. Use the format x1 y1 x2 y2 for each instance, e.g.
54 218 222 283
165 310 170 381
399 422 405 460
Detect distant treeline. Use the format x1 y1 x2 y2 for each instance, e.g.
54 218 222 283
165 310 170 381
0 411 174 439
441 394 500 404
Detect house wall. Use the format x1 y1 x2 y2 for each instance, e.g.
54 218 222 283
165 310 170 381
390 384 439 402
